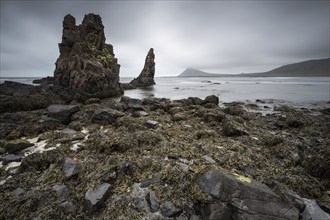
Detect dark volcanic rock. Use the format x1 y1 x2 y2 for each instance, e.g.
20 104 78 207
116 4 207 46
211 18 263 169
222 120 248 136
0 81 64 113
47 104 80 124
33 76 55 85
1 154 23 165
63 157 82 179
197 170 299 219
203 95 219 105
20 150 60 172
91 108 125 125
54 13 123 101
4 141 34 154
52 184 69 202
84 183 111 213
161 201 183 217
129 48 156 87
146 120 159 128
120 97 143 110
145 191 159 213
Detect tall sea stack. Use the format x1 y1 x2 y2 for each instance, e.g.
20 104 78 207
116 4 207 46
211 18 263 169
130 48 156 87
53 13 123 101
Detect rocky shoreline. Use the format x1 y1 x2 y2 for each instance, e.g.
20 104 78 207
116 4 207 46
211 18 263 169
0 94 329 219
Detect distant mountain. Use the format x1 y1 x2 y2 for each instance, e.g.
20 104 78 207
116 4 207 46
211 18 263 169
250 58 330 77
178 68 229 77
178 58 330 77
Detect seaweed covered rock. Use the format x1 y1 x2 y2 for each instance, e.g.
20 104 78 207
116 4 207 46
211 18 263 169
197 170 299 219
0 81 64 113
4 140 34 154
53 13 123 101
129 48 156 87
47 104 80 124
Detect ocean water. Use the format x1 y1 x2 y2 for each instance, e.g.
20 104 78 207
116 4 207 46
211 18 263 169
123 77 330 106
1 76 329 107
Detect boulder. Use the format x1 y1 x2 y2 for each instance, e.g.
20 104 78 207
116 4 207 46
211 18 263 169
84 183 111 213
197 170 299 220
222 120 248 137
63 157 82 179
52 184 69 202
1 154 23 165
146 120 159 128
53 13 123 101
203 95 219 105
129 48 156 87
120 97 143 110
47 104 80 124
4 141 34 154
145 191 159 213
20 150 60 172
0 81 64 113
161 201 183 217
91 108 125 125
32 76 55 85
301 198 330 220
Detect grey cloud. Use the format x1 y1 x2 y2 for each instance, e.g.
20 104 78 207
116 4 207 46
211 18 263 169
1 0 329 77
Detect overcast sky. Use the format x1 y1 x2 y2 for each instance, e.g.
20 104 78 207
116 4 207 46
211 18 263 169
1 0 329 77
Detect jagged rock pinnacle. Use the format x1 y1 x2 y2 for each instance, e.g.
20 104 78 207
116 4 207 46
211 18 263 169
53 13 122 101
130 48 156 87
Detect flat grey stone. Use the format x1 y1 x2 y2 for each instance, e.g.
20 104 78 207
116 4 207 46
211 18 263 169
161 201 182 217
84 183 111 213
146 120 159 128
63 157 82 179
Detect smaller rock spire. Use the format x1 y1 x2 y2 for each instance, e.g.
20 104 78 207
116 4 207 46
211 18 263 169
130 48 156 87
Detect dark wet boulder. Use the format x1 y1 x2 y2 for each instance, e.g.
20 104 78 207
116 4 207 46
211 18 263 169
13 187 26 198
146 120 159 128
196 170 299 220
47 104 80 124
305 148 330 179
84 183 111 213
301 198 330 220
129 48 156 87
4 141 34 154
0 81 64 113
0 81 39 96
120 96 143 110
203 95 219 105
20 150 60 172
145 191 159 213
38 117 62 131
1 154 23 165
62 157 82 179
85 98 100 104
161 201 183 217
32 76 55 85
222 120 248 136
91 108 125 125
188 97 203 105
52 184 69 202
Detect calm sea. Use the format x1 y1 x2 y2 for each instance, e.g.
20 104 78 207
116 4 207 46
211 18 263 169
1 76 329 107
